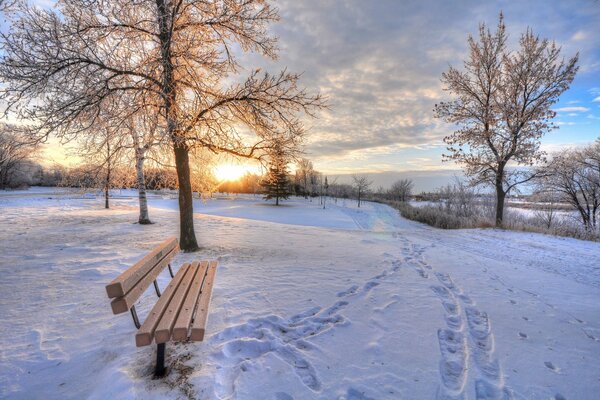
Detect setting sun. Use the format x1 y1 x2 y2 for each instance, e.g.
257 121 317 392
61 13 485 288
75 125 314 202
213 164 260 182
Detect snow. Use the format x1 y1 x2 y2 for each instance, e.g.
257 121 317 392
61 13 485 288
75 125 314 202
1 187 599 399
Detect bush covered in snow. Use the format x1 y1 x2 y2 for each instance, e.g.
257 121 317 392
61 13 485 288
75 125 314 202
390 201 600 242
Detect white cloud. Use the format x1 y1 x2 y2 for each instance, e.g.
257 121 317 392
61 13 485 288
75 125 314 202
556 121 577 126
554 106 590 112
571 30 587 41
593 96 600 102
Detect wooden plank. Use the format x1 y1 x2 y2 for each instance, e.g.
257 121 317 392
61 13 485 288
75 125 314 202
190 261 219 341
172 261 209 341
135 263 191 347
106 237 178 298
154 262 202 343
109 246 178 314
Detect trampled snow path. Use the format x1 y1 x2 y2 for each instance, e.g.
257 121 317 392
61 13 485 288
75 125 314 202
402 238 512 400
207 256 405 398
1 189 599 399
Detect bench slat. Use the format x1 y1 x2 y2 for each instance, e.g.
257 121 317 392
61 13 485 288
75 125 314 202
172 261 209 341
135 263 191 347
154 261 203 343
106 237 178 298
190 261 218 341
109 246 178 314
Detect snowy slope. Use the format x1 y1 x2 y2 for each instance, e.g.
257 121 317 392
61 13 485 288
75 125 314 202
0 188 599 400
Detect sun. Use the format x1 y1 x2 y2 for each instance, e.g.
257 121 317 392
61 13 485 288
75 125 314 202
213 164 257 182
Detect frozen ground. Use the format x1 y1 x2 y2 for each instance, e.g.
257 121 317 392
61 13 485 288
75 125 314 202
1 187 599 400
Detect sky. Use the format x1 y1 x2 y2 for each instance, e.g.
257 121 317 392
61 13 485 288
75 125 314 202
3 0 600 190
255 0 600 176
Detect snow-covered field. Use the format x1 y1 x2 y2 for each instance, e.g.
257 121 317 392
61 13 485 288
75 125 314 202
1 188 599 400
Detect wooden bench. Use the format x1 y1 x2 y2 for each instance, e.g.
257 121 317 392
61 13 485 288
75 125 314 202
105 237 218 377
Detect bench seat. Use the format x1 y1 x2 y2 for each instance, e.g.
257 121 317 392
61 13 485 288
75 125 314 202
136 260 218 346
105 237 218 377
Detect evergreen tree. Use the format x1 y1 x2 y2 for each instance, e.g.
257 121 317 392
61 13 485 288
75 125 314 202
261 150 291 206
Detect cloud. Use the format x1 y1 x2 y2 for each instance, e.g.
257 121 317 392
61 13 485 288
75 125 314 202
554 107 590 112
571 30 586 41
7 0 600 177
242 0 600 172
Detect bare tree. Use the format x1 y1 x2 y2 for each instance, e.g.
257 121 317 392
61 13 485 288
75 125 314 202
75 123 130 209
0 124 37 189
0 0 16 12
189 148 217 197
540 145 600 231
434 14 578 227
296 158 314 198
352 175 372 208
308 170 322 199
389 178 413 202
123 110 166 224
0 0 325 251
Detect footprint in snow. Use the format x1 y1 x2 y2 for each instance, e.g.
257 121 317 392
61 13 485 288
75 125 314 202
363 280 380 292
212 300 353 395
342 387 377 400
337 285 359 297
544 361 560 373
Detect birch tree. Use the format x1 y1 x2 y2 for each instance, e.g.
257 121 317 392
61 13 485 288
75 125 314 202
0 0 324 251
124 111 164 224
434 14 578 226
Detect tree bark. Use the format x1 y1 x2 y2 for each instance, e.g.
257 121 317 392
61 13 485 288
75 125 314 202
105 140 110 209
174 144 199 251
134 145 152 224
495 178 505 227
156 0 198 251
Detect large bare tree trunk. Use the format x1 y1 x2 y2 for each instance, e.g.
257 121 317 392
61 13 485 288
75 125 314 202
134 146 152 224
157 0 198 251
495 176 505 227
174 144 199 251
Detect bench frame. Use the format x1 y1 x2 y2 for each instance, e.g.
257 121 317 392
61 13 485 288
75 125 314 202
105 237 216 378
126 264 174 377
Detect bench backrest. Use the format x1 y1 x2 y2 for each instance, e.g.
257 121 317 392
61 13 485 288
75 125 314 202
106 237 180 314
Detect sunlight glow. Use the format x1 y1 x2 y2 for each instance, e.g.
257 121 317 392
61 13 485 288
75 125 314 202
213 164 259 182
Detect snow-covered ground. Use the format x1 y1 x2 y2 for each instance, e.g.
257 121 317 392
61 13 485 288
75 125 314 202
1 187 599 400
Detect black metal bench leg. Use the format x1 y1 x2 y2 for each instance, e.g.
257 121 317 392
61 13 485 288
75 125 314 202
153 280 161 297
168 263 174 278
154 343 166 378
130 305 141 329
